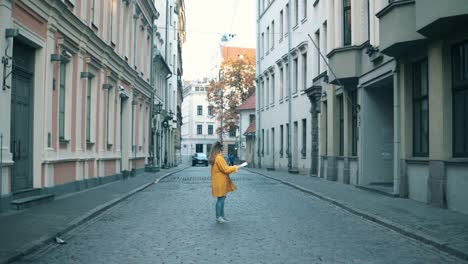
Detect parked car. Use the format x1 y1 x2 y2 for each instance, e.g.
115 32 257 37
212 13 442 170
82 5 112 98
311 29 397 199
192 153 208 166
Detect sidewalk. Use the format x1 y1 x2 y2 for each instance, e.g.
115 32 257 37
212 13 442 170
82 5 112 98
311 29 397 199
246 167 468 262
0 166 188 264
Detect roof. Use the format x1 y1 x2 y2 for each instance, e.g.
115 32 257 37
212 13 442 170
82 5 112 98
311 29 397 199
243 119 256 135
237 92 256 110
221 46 256 61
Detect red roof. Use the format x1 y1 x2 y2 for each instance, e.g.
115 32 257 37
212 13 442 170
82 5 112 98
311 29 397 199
244 119 256 135
238 92 256 110
221 46 256 61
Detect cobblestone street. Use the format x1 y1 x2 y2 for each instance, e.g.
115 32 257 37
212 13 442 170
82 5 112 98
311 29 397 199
18 167 462 264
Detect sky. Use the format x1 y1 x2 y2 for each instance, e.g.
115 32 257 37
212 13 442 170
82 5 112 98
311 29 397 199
182 0 256 81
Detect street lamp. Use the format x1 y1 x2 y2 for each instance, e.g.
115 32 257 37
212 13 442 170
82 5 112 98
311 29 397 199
154 102 163 166
218 89 224 144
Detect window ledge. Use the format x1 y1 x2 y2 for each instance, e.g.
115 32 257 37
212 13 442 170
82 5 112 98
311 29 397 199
301 18 308 24
279 37 283 43
292 93 299 98
91 22 98 31
292 25 299 31
405 157 429 164
59 138 70 144
447 158 468 164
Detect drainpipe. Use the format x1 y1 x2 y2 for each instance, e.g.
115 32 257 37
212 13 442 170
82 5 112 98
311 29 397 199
287 0 292 170
131 97 136 175
256 0 261 168
393 60 401 196
0 134 2 193
149 17 155 167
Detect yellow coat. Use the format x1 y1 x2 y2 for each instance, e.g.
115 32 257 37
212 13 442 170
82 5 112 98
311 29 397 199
211 154 238 197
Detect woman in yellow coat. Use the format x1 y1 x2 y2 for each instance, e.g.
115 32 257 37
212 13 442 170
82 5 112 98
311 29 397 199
208 141 239 223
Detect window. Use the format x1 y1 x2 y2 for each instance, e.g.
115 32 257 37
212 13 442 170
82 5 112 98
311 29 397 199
302 52 307 90
293 57 298 93
271 21 275 49
197 124 202 135
285 63 289 98
86 77 92 142
261 80 265 107
280 125 284 157
323 101 328 156
106 84 115 145
208 125 213 135
366 0 370 41
452 42 468 157
249 114 255 123
271 73 275 102
91 0 96 25
302 119 306 158
294 0 298 26
206 144 212 155
315 30 320 75
262 129 265 156
196 144 203 153
266 26 270 52
351 90 358 156
110 0 116 43
208 106 212 116
59 61 67 140
323 22 328 71
197 105 202 115
229 128 236 137
280 10 284 38
343 0 352 46
413 59 429 157
285 4 289 34
338 95 344 156
286 123 290 157
303 0 307 20
279 67 284 99
261 33 265 56
170 6 173 25
266 129 270 155
266 76 270 105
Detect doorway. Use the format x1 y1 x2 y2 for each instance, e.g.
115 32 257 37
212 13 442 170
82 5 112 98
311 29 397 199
10 41 35 191
361 77 394 191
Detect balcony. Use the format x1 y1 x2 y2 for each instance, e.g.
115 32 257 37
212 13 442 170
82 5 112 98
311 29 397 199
327 45 362 86
376 0 426 58
416 0 468 39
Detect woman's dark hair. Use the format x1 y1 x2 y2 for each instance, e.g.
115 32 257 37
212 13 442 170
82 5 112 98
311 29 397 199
208 141 223 165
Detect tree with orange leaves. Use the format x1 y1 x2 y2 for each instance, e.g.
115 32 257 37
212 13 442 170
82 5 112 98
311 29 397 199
207 54 256 141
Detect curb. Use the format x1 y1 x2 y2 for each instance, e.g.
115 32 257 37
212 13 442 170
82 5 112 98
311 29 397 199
3 166 189 264
246 168 468 263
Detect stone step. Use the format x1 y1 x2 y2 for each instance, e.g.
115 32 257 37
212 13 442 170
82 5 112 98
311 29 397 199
12 188 42 199
288 169 300 174
357 183 398 198
266 167 276 171
10 194 55 211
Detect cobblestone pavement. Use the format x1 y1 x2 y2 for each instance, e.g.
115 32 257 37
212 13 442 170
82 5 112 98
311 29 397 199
18 167 463 264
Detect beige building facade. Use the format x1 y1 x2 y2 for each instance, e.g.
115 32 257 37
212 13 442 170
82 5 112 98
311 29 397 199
0 0 160 211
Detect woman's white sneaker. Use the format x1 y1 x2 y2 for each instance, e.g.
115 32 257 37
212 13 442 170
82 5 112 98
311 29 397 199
216 217 226 223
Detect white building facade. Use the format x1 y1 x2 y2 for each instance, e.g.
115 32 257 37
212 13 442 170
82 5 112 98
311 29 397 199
181 81 219 161
257 0 321 173
257 0 468 215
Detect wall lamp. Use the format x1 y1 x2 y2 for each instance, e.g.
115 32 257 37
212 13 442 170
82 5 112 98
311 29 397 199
2 28 19 90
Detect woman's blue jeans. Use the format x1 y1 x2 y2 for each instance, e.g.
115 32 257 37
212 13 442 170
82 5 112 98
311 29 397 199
216 196 226 218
